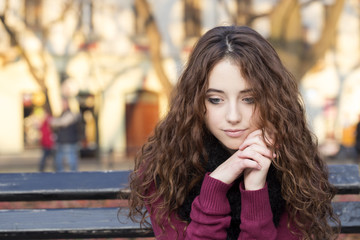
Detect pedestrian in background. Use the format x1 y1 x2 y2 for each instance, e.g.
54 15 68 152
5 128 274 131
38 107 54 172
51 98 82 172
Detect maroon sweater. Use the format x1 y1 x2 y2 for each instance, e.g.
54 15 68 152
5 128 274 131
146 173 302 239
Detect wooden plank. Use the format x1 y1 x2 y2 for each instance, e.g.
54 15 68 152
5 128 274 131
0 202 359 238
0 171 131 201
328 164 360 194
0 207 154 239
0 165 358 202
332 201 360 233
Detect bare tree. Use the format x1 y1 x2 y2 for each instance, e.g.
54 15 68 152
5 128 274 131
269 0 345 81
218 0 345 82
0 0 81 114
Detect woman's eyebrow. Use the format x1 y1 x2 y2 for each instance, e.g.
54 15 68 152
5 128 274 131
206 88 224 94
239 88 253 94
206 88 253 94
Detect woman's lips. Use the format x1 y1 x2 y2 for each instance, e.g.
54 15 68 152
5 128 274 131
224 129 245 138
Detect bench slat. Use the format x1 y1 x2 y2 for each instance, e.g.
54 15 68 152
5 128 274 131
328 164 360 194
0 165 359 202
0 202 358 239
0 171 131 201
332 201 360 233
0 207 154 239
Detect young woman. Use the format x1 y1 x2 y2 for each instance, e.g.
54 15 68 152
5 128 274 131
128 26 339 239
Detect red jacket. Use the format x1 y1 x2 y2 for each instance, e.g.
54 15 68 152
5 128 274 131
40 115 54 149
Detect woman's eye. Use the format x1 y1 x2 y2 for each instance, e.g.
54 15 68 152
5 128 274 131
208 97 222 104
243 97 255 104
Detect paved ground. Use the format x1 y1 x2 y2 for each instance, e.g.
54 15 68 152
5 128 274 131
0 148 135 173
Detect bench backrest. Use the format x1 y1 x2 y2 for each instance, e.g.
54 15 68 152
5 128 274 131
328 164 360 194
0 170 131 201
0 164 358 201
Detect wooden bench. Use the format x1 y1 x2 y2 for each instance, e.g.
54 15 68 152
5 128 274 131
0 164 359 239
0 171 153 239
328 164 360 234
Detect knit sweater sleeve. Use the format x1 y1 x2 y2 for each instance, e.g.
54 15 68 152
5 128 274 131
238 183 302 240
145 173 233 239
185 173 233 239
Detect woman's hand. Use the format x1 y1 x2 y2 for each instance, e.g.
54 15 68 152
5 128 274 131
239 130 274 190
209 148 262 185
209 130 274 188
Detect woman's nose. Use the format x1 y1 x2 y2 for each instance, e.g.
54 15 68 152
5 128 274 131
226 103 241 124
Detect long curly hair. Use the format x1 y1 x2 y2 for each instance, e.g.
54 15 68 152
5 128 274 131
128 25 339 239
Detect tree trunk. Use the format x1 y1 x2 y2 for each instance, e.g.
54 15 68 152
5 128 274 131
236 0 252 26
184 0 202 38
135 0 173 98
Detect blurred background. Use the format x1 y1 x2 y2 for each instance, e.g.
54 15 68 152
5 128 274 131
0 0 359 173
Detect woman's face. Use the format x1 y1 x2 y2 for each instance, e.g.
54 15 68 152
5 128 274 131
204 59 259 151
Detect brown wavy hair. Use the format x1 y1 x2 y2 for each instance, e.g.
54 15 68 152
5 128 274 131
128 25 339 239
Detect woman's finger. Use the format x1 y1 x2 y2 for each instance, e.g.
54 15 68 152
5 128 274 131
209 151 261 184
238 144 274 160
240 130 274 151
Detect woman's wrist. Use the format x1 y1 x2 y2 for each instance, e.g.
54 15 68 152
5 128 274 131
241 181 267 191
244 173 267 190
244 181 266 190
